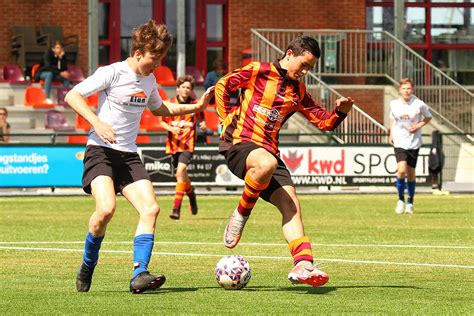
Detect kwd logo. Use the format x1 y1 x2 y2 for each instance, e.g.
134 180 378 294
281 150 304 172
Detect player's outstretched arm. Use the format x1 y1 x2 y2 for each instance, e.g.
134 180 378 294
152 86 215 116
65 90 116 144
299 94 355 131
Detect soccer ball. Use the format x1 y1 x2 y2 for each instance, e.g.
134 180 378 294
214 255 251 290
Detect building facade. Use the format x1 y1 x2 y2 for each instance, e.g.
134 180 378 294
1 0 473 83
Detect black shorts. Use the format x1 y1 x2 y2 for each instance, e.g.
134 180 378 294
171 151 193 169
82 145 150 194
221 142 294 202
394 147 420 168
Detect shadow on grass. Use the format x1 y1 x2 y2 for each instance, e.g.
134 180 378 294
169 217 227 221
101 285 421 295
242 285 422 294
142 287 200 294
418 211 469 214
100 287 199 294
246 286 337 294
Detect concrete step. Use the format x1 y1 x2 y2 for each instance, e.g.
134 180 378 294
8 117 35 129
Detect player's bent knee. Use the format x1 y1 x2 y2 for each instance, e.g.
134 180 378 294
94 198 115 220
96 207 115 222
256 156 278 173
140 203 160 219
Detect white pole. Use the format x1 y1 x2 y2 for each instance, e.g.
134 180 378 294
176 0 186 78
394 0 404 81
88 0 99 75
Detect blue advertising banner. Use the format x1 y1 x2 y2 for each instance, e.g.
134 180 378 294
0 146 84 187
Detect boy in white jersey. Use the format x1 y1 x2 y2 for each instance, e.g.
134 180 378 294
389 78 432 214
65 20 213 294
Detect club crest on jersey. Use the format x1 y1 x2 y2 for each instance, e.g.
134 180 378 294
268 109 282 122
127 91 147 106
252 104 284 123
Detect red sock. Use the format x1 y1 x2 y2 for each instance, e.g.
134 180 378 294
289 236 314 265
237 173 269 216
173 182 187 210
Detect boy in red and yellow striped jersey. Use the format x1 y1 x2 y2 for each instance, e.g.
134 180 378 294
215 36 354 287
160 75 206 220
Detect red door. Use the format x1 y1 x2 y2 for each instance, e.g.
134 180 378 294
98 0 121 65
196 0 228 75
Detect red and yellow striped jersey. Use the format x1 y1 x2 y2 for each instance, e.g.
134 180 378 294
162 96 204 154
215 60 347 155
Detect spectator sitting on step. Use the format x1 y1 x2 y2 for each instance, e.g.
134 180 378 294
35 41 71 103
0 107 11 143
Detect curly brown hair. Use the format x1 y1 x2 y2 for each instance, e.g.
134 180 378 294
176 75 195 90
130 19 173 58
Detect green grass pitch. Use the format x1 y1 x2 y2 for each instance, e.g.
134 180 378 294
0 194 473 314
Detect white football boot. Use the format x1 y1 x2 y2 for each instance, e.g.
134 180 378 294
395 200 405 214
405 203 414 215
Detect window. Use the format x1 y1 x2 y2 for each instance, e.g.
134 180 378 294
99 3 109 40
431 7 474 43
405 7 425 43
207 5 223 41
163 0 197 69
120 0 153 59
366 0 474 84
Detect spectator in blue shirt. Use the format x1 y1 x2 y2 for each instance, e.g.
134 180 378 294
204 59 226 90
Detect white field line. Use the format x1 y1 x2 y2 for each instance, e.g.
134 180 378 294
0 241 472 249
0 245 473 269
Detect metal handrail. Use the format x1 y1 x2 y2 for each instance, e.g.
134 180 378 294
251 29 473 139
251 29 389 144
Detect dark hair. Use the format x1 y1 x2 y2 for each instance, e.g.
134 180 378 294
212 58 225 70
285 35 321 59
131 19 173 58
176 75 195 89
0 107 7 116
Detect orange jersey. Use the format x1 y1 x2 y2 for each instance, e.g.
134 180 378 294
215 60 347 155
163 96 204 154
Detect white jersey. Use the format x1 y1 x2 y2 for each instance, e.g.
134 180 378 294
390 96 432 150
73 60 162 152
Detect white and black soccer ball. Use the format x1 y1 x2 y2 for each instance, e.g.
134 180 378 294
214 255 251 290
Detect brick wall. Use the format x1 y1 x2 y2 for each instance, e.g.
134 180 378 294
335 87 385 124
1 0 366 78
0 0 88 75
227 0 366 70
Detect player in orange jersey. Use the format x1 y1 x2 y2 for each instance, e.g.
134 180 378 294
215 35 354 287
160 75 206 220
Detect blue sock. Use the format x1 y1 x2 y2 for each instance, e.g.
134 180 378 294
407 181 416 204
396 177 406 202
82 232 104 268
132 234 154 278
